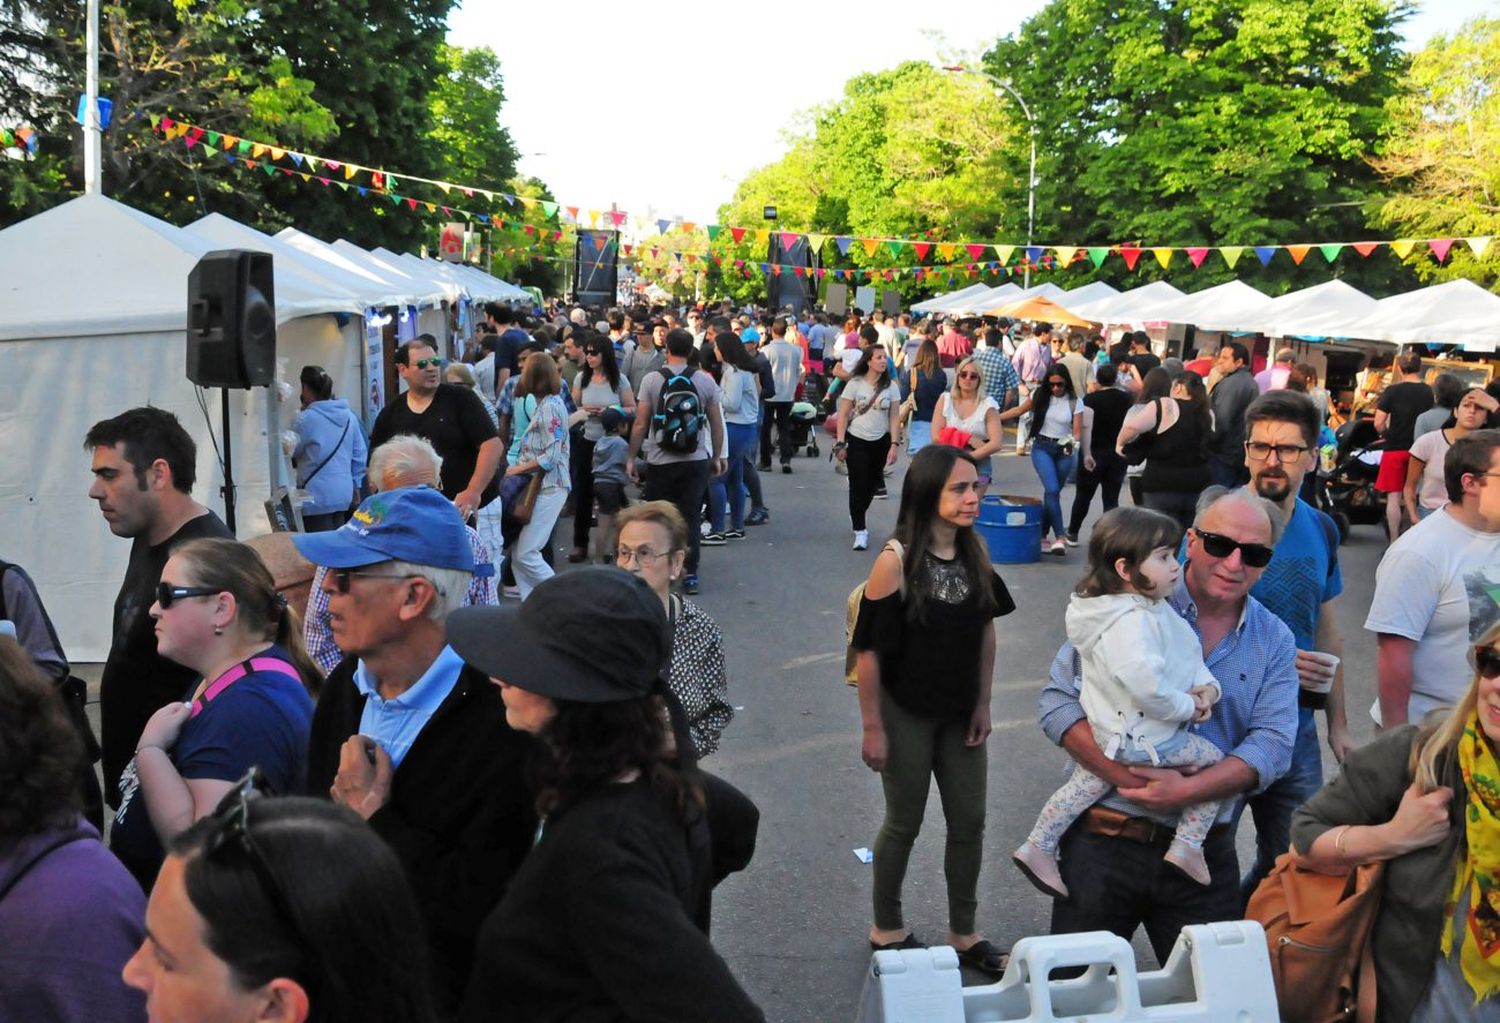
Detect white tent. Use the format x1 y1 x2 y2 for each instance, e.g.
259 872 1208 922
274 227 432 309
1011 282 1070 303
0 195 364 659
1340 279 1500 351
912 283 991 314
1255 279 1380 340
377 247 464 305
1061 281 1121 308
1147 280 1274 331
947 282 1023 314
1068 280 1185 323
325 238 448 342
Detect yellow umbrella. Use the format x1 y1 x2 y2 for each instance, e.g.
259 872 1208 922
984 294 1098 327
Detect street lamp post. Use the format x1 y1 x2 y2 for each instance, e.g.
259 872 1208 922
942 65 1037 288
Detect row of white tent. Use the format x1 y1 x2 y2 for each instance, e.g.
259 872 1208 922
915 276 1500 352
0 193 530 660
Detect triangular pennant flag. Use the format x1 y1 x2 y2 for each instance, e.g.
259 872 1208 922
588 210 600 226
1351 241 1378 257
886 241 905 259
299 172 312 183
543 201 560 220
808 233 828 252
1429 238 1454 262
160 116 175 132
780 231 800 250
680 221 696 233
769 264 781 274
994 244 1015 265
912 241 931 260
268 146 286 161
1025 246 1045 264
1120 245 1142 270
649 218 666 235
793 266 805 277
424 202 436 213
434 182 450 195
936 243 957 261
1318 244 1343 263
1469 237 1492 259
966 244 988 260
622 244 633 256
565 206 579 221
835 236 853 255
1053 246 1078 267
707 225 721 241
205 131 221 147
237 138 253 155
305 156 320 172
287 151 304 167
1390 239 1416 259
730 227 746 244
1152 247 1173 269
405 198 419 210
861 238 881 257
1286 244 1311 265
325 160 341 172
221 134 238 151
1087 247 1110 269
344 164 358 180
1254 246 1277 267
1218 246 1244 268
1186 247 1209 268
251 143 268 158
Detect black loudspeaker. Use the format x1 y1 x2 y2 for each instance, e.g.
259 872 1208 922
187 250 276 388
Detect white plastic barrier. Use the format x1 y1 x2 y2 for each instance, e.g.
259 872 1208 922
855 921 1278 1023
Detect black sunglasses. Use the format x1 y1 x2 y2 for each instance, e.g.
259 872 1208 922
1048 379 1067 388
1478 646 1500 679
204 768 303 943
1193 529 1274 568
156 582 221 609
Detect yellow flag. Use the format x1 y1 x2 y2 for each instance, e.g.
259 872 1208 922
993 244 1015 264
1053 246 1077 267
1468 237 1492 259
1152 247 1173 269
1390 239 1417 259
936 243 957 261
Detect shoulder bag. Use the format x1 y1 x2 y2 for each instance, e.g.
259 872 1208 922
1245 848 1382 1023
500 400 548 525
843 540 907 687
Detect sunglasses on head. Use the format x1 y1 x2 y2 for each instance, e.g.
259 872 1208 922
1478 646 1500 679
1193 529 1274 568
156 582 220 609
204 768 304 944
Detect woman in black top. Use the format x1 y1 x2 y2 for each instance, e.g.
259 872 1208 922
852 445 1016 976
446 568 764 1023
1116 367 1212 531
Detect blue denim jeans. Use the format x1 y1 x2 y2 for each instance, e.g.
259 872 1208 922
1237 705 1323 905
1030 437 1077 541
709 421 757 532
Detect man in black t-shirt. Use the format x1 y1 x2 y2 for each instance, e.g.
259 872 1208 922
1067 363 1136 541
369 335 502 519
1374 351 1435 542
85 407 232 804
1128 331 1160 377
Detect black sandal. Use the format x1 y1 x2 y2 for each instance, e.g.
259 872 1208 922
869 932 927 952
955 939 1009 977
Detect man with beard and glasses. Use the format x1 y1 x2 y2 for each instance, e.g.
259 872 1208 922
1234 390 1350 901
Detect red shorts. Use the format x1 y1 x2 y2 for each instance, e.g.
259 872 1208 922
1375 449 1411 493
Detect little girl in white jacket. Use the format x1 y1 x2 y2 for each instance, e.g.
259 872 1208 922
1014 506 1223 896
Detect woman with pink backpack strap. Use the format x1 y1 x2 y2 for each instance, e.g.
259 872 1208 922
108 538 318 890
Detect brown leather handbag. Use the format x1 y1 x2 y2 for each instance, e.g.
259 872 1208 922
1245 849 1383 1023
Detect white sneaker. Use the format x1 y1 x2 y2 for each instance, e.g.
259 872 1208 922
853 529 869 550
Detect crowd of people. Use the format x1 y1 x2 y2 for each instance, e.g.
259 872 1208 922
5 293 1500 1022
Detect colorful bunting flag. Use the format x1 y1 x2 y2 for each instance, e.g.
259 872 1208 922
1152 247 1173 269
1318 244 1342 263
1352 241 1378 257
1053 246 1077 268
1253 246 1277 267
1469 237 1492 259
1186 247 1209 268
994 244 1015 265
1119 246 1142 270
861 238 881 258
1390 240 1416 259
1286 244 1310 265
780 231 800 250
1087 247 1110 269
1429 239 1454 263
835 236 853 256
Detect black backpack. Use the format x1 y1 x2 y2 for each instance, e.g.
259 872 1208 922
653 367 706 454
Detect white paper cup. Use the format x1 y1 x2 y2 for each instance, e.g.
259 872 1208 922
1300 650 1340 697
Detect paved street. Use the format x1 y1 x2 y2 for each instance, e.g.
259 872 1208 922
684 437 1388 1021
76 432 1391 1021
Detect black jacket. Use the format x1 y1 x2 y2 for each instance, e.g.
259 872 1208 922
306 657 535 1013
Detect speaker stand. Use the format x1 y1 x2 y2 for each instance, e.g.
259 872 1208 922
220 388 237 534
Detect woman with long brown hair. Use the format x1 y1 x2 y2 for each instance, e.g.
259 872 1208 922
109 538 318 891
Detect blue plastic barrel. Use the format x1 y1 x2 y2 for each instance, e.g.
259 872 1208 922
975 495 1043 564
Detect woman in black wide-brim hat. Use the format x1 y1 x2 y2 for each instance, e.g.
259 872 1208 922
447 566 764 1023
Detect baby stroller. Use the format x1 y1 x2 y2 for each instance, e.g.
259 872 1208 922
788 402 821 458
799 370 828 410
1319 417 1385 542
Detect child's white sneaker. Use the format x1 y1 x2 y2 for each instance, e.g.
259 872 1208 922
1165 839 1212 886
1013 840 1069 899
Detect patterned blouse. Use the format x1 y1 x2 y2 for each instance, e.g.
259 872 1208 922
517 392 572 491
668 597 734 757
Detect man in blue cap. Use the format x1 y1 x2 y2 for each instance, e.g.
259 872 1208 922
293 485 534 1013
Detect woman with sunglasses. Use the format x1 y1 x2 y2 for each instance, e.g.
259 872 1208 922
931 356 1004 488
124 786 436 1023
446 569 764 1023
835 343 903 551
1114 367 1213 533
852 445 1015 974
109 539 318 891
569 335 636 564
613 501 733 757
1289 623 1500 1022
1000 367 1085 555
1406 387 1500 524
0 638 147 1023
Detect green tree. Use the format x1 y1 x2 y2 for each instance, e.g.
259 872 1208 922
426 44 518 191
1372 16 1500 289
982 0 1417 295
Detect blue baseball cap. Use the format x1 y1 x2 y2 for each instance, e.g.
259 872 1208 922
293 486 489 575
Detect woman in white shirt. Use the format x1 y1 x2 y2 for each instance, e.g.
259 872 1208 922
1405 386 1499 523
705 332 762 543
931 356 1004 488
835 344 902 551
999 367 1084 555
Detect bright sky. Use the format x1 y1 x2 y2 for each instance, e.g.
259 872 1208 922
446 0 1495 233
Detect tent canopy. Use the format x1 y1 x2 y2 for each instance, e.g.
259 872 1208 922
1061 281 1120 308
1147 280 1273 331
1341 279 1500 351
182 214 365 322
986 294 1097 326
946 282 1022 314
1255 279 1380 339
276 228 440 309
912 282 992 314
1067 280 1185 323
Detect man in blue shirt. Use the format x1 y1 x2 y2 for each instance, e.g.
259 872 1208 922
972 326 1020 411
1237 391 1350 901
1036 486 1298 964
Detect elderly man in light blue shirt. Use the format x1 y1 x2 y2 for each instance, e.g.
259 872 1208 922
1031 486 1298 965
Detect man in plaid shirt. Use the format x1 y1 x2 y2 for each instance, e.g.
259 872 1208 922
973 326 1020 413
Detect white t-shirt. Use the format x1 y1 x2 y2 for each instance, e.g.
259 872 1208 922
936 393 998 441
1364 509 1500 723
840 348 863 376
1038 396 1079 440
1409 429 1452 512
842 377 902 442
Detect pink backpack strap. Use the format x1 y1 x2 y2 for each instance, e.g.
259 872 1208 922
190 657 302 718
